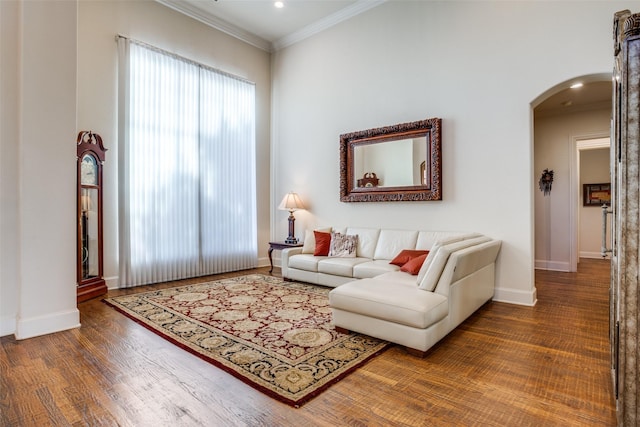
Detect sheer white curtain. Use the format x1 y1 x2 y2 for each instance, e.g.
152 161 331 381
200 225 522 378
117 37 257 287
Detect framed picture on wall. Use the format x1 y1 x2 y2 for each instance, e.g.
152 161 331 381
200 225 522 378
583 183 611 206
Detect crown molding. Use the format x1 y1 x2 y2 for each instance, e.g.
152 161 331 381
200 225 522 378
272 0 387 51
156 0 386 53
156 0 272 52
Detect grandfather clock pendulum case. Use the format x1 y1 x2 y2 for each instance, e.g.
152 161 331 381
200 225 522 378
76 131 107 302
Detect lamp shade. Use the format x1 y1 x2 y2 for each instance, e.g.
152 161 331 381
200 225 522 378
278 192 306 212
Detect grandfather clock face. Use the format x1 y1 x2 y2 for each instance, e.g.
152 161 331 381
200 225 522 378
81 154 98 185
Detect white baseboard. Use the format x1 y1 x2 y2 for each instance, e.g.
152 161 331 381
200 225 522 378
493 286 537 306
106 275 119 290
579 251 610 259
259 256 272 269
15 308 80 340
0 314 17 337
534 259 571 271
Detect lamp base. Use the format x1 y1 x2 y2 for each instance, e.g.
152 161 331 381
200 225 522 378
285 211 298 244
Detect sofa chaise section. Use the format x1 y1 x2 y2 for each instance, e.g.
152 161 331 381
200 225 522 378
329 238 502 356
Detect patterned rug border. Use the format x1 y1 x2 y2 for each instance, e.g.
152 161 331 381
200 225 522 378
103 274 390 407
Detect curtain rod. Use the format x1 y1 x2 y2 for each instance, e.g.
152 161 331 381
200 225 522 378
115 34 255 86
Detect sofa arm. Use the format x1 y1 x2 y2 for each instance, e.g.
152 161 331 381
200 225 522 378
281 247 304 278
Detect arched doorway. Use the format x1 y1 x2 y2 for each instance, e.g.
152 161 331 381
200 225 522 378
532 74 611 272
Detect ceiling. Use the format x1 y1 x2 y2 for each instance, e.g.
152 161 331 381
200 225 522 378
535 81 612 116
156 0 385 52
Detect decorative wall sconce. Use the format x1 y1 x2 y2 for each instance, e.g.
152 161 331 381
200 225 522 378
539 169 554 196
278 192 306 244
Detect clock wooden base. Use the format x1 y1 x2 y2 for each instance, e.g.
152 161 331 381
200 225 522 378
77 278 107 303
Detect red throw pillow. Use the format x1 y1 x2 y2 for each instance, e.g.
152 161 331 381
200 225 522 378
313 231 332 256
400 253 429 275
390 249 429 266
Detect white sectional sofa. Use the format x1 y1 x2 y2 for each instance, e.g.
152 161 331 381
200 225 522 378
281 227 501 356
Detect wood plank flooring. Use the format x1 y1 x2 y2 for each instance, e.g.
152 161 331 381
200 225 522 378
1 259 615 426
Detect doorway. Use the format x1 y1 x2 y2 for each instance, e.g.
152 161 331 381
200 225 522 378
533 77 611 272
571 136 611 272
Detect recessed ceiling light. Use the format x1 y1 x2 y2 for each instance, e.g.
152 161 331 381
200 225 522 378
570 82 583 89
275 1 284 8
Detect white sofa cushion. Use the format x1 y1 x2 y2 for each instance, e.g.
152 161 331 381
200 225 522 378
415 231 480 250
289 253 324 272
372 271 417 286
373 229 419 260
416 233 482 284
353 260 400 279
318 257 370 277
345 227 380 259
329 278 449 329
418 236 492 291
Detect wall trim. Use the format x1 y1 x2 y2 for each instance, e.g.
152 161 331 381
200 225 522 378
106 276 119 290
493 286 537 306
535 259 571 271
272 0 386 51
580 251 609 259
0 315 17 337
14 309 80 340
156 0 386 53
156 0 271 52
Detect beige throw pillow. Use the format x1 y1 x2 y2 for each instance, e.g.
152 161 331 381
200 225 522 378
328 232 358 258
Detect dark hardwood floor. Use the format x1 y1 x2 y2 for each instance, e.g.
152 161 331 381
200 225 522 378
1 259 615 426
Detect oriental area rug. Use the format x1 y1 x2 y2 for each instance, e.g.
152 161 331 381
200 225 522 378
104 274 389 407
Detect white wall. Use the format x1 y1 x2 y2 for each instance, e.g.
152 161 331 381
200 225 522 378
1 0 272 338
272 1 628 305
0 0 20 336
76 0 272 289
1 0 80 338
580 148 611 258
534 108 610 270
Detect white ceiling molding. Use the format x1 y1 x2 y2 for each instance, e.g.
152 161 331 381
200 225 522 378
271 0 387 51
156 0 272 52
156 0 386 53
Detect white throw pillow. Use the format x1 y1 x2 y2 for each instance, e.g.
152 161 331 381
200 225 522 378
301 227 332 254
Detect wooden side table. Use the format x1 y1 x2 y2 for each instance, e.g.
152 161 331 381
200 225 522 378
268 241 303 273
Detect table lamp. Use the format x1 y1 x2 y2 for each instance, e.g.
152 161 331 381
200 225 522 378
278 192 306 244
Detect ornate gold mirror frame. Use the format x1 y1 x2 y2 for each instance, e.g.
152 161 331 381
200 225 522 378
339 117 442 202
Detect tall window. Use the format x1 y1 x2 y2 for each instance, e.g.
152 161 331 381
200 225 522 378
117 37 257 287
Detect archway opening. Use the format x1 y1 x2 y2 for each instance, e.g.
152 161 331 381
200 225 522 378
533 74 611 272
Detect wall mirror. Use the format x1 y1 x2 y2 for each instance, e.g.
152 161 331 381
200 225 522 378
340 117 442 202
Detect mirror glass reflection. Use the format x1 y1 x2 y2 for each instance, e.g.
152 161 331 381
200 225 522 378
353 136 427 188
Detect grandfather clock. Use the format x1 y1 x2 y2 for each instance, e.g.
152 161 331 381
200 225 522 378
77 131 107 302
